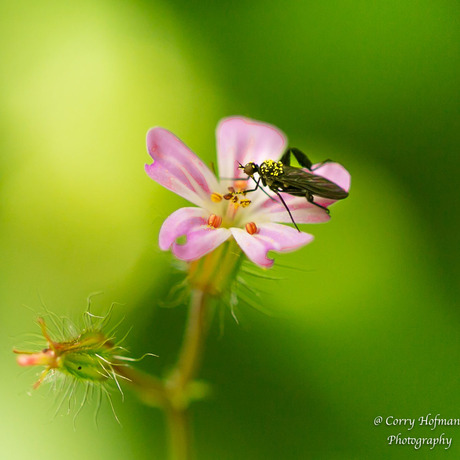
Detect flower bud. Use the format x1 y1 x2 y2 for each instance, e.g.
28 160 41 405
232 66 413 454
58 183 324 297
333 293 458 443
14 314 127 389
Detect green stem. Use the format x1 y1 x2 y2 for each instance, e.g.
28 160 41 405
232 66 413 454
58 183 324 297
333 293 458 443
168 289 208 394
164 289 209 460
115 365 167 407
165 404 192 460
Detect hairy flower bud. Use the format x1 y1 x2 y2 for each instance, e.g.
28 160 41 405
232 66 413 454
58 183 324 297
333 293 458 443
13 304 143 400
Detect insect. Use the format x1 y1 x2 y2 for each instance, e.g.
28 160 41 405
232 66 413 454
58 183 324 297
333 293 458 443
238 148 348 231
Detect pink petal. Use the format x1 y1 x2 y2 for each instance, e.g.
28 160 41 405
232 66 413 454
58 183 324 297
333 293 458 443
173 227 231 261
253 193 331 224
231 223 313 268
159 207 208 250
216 117 287 180
159 207 231 261
312 162 351 207
146 128 219 207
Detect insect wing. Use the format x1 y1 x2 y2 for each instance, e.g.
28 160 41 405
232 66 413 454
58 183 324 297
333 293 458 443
280 166 348 199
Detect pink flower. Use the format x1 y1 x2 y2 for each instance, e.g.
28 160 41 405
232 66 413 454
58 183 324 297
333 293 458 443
145 117 350 268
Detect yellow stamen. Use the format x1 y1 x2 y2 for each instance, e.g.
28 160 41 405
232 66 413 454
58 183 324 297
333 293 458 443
211 192 223 202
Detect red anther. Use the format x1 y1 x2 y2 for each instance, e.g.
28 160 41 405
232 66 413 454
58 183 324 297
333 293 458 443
245 222 258 235
207 214 222 228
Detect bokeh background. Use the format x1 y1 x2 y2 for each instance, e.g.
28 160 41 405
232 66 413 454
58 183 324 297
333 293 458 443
1 0 459 459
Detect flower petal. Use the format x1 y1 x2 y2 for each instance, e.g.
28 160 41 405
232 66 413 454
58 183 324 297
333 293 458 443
146 127 219 207
231 223 313 268
216 116 287 180
159 207 231 261
172 227 231 261
253 193 331 224
159 207 208 250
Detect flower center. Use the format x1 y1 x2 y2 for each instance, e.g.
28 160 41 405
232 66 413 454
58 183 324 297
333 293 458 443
222 187 252 207
210 187 253 224
209 186 260 233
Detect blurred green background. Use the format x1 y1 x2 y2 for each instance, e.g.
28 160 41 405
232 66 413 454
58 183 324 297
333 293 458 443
1 0 459 458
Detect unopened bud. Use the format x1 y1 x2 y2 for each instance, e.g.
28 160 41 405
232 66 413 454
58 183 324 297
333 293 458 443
14 312 128 389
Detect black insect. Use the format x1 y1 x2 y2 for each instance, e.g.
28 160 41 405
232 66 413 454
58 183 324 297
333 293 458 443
239 148 348 231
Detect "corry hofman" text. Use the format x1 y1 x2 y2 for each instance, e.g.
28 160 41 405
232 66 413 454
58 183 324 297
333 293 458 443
386 414 460 431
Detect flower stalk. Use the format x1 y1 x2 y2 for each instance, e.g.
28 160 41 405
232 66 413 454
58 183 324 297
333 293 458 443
166 289 209 399
164 289 210 460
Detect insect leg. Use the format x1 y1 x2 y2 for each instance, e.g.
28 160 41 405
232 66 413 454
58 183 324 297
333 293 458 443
290 148 313 169
306 193 330 214
241 177 277 202
280 148 292 166
241 177 261 193
310 159 334 171
273 191 300 232
219 177 251 181
257 184 278 202
280 148 313 169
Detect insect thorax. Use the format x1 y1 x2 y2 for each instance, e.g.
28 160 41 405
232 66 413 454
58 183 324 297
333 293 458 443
259 160 284 178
